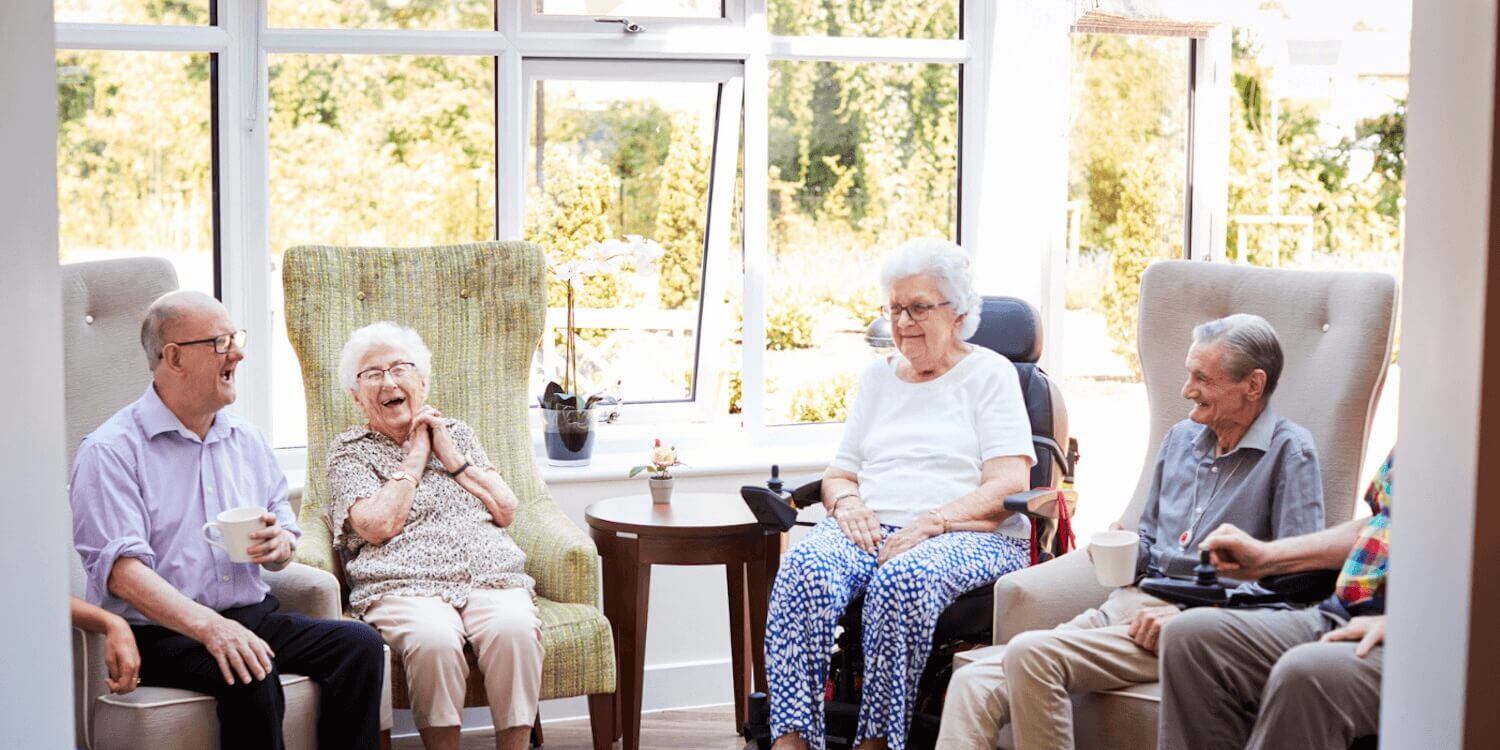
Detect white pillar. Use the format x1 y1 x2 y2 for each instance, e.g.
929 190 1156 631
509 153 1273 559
1384 0 1494 745
962 0 1075 371
0 2 76 748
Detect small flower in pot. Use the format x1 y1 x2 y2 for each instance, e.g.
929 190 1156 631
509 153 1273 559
629 439 684 504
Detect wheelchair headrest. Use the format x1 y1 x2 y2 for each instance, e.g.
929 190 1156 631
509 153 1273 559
971 296 1042 363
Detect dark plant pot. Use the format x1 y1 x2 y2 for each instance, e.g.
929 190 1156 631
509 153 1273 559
541 406 598 467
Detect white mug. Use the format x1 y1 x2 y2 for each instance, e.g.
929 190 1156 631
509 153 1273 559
202 506 266 564
1089 529 1141 588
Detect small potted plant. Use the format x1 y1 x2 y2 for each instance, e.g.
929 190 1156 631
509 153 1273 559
629 439 684 504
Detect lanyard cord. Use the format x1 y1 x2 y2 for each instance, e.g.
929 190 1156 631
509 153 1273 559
1179 451 1246 548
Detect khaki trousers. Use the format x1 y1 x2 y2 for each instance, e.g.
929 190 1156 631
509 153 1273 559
363 588 544 731
1158 607 1382 750
936 587 1168 750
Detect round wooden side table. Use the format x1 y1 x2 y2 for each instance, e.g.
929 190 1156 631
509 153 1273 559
585 492 783 750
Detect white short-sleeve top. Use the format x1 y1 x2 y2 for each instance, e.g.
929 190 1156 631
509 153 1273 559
830 346 1038 537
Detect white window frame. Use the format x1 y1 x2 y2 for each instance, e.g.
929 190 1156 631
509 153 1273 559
519 58 744 424
63 1 1230 456
521 0 745 34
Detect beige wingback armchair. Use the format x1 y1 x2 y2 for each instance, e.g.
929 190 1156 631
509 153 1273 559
280 241 616 748
62 257 393 750
978 259 1397 749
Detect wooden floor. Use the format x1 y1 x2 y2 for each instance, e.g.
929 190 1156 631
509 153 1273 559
391 705 747 750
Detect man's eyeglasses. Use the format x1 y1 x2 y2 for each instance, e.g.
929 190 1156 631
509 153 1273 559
357 362 418 386
169 330 246 356
881 301 952 322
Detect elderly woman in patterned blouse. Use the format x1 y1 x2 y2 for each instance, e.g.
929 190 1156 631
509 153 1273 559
327 322 540 750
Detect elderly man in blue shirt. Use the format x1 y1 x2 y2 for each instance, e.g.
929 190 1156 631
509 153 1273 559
70 290 385 750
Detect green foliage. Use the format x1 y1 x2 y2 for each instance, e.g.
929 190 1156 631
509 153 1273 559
1353 101 1406 219
788 373 859 423
1101 161 1171 376
767 304 816 351
653 113 711 309
727 370 743 415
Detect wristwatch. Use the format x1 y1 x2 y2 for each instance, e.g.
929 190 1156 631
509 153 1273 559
390 469 417 486
448 453 474 478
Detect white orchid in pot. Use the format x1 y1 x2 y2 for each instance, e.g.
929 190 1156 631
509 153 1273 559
629 439 684 504
539 235 666 467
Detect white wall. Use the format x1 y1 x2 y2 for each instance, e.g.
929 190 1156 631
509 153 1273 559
1383 0 1494 745
0 2 75 748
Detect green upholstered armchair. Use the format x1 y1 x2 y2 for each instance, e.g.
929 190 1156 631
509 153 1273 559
282 241 615 744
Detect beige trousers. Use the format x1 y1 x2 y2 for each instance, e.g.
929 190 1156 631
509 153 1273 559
936 587 1168 750
363 588 544 731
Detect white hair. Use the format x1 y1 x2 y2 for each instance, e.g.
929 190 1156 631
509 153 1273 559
878 238 982 340
337 322 434 392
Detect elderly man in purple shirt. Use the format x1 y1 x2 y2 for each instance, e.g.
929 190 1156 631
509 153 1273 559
71 290 384 750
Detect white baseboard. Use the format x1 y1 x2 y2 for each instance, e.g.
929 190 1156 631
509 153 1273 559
390 657 739 736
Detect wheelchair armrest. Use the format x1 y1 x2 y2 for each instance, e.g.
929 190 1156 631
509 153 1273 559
1257 569 1341 604
788 477 824 509
1003 488 1078 519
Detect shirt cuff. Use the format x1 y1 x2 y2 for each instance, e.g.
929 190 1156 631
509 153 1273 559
86 537 155 606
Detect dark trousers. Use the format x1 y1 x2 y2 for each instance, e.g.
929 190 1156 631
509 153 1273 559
132 595 385 750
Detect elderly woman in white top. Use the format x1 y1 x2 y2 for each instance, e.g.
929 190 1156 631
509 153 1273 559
764 239 1037 750
325 322 542 750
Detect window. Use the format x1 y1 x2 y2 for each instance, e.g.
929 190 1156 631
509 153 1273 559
768 0 960 39
524 62 741 410
1060 31 1191 536
267 53 498 447
763 59 960 425
55 0 209 25
56 50 216 295
534 0 722 19
54 2 971 450
268 1 493 30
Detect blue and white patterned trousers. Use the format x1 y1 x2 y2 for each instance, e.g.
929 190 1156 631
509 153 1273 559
765 517 1030 750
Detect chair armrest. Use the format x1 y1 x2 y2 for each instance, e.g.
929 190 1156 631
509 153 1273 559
789 476 824 509
992 549 1110 644
1003 488 1078 519
264 563 343 620
74 626 107 747
511 499 600 608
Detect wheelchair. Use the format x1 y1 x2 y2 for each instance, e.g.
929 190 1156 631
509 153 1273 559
740 297 1080 750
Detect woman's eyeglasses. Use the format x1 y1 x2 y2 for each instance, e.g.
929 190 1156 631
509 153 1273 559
881 301 952 322
357 362 418 386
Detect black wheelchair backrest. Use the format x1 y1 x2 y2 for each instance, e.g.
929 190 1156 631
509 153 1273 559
970 296 1043 364
969 296 1071 487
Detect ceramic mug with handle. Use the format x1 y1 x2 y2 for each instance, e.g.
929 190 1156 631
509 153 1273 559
202 506 265 564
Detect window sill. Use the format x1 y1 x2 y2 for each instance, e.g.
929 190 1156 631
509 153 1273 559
281 420 841 499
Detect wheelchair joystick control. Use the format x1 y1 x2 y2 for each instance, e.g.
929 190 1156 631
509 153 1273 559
767 464 784 495
1194 550 1219 587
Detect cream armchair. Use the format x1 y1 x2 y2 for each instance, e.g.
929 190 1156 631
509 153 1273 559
975 260 1397 749
62 257 393 750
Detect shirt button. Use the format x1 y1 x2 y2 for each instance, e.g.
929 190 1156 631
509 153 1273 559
207 487 215 494
221 575 230 582
1211 466 1219 473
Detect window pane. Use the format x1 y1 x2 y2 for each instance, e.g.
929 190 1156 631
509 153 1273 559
1061 33 1189 540
268 55 497 447
526 78 721 404
1225 6 1407 485
269 1 491 30
56 50 215 295
769 0 959 39
766 60 959 424
536 0 721 18
56 0 209 25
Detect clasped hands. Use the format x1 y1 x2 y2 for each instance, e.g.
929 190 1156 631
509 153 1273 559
401 405 466 473
833 497 942 564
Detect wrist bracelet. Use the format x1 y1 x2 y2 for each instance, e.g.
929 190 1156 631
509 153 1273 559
449 460 472 478
831 492 859 516
927 508 951 534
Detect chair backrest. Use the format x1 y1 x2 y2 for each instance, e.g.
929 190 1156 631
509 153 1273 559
971 296 1069 491
1122 260 1397 528
60 257 179 467
281 242 552 574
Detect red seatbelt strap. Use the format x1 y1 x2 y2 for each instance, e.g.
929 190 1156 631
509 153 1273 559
1030 489 1076 566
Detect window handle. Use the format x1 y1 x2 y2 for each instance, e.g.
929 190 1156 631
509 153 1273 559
595 17 646 34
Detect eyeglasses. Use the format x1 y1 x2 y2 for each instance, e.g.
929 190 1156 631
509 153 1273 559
169 330 246 356
881 301 952 322
357 362 418 386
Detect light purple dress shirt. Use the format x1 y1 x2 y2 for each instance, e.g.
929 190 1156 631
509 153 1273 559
70 385 300 625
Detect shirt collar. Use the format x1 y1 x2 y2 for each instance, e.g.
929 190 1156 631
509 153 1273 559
1194 406 1277 459
136 384 235 444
